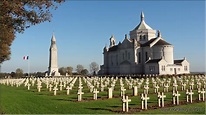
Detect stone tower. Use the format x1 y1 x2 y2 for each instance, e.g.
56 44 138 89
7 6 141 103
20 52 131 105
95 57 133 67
48 34 60 76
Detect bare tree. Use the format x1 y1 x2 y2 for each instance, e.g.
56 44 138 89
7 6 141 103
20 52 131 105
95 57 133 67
76 64 84 74
15 68 23 78
89 62 99 75
58 67 67 75
81 69 89 75
67 66 73 75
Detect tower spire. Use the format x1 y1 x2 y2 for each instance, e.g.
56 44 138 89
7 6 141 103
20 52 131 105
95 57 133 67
52 33 56 41
141 11 144 21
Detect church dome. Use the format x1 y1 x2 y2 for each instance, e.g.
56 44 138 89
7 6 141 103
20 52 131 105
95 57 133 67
134 12 152 30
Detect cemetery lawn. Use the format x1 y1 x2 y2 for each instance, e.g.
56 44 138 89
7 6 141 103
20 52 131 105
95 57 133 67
0 84 205 114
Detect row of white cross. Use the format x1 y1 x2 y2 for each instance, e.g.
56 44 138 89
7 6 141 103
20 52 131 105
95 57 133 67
0 74 205 113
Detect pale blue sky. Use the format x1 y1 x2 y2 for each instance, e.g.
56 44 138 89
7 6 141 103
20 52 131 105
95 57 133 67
1 1 205 73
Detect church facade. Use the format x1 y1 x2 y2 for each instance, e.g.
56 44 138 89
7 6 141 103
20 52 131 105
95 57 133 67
99 12 190 75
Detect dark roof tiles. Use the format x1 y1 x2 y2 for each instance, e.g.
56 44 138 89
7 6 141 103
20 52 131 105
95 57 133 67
146 59 162 63
108 45 118 52
153 39 171 46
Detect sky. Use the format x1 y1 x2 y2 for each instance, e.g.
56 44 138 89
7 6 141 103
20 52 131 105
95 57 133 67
1 1 205 73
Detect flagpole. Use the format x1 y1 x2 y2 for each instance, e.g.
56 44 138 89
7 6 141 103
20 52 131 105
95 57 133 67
28 59 30 77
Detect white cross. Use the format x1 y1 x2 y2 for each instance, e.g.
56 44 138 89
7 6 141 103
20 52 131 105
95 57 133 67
66 86 72 95
49 84 53 91
173 83 178 91
77 90 84 101
160 81 164 87
189 82 194 90
173 91 180 105
154 85 159 93
186 89 189 102
63 82 66 88
188 89 194 103
111 84 115 90
129 83 133 89
121 87 126 97
181 83 186 91
53 87 58 96
133 86 138 96
164 83 169 92
159 92 166 107
90 85 94 92
141 93 150 110
197 82 201 89
46 81 49 89
27 83 31 90
198 88 201 101
153 81 157 88
200 89 205 101
144 85 149 94
108 87 113 99
59 83 63 91
37 85 42 92
144 94 150 110
93 88 99 100
122 96 131 112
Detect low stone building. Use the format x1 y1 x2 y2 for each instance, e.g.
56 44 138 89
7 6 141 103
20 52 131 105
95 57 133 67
99 12 190 75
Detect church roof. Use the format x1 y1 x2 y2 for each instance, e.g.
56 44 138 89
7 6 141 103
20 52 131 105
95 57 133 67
134 12 152 30
141 38 156 47
174 59 184 65
108 45 118 52
135 21 152 30
153 39 171 46
146 59 162 63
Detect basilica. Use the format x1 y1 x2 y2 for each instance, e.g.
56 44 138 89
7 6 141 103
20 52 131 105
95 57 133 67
99 12 190 75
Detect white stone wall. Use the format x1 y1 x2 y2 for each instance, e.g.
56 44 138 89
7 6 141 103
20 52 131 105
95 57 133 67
130 29 156 44
162 45 174 64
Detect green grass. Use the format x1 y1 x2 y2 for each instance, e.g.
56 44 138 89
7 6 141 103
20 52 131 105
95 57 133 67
0 77 205 114
138 102 205 114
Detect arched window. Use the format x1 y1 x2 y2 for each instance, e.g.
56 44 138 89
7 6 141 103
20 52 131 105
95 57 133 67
140 35 142 41
138 52 141 63
143 35 146 40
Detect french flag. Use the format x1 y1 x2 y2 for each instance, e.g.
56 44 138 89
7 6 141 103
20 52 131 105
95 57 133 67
23 56 29 60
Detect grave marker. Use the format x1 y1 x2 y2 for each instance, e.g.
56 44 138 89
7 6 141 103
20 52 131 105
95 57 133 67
53 87 58 96
122 95 131 112
77 89 84 101
108 87 113 99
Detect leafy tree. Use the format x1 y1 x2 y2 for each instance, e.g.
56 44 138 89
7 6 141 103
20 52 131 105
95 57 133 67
58 67 67 75
89 62 99 75
15 68 23 78
76 64 84 74
81 69 88 75
0 0 64 64
10 72 16 78
67 66 73 75
35 72 45 77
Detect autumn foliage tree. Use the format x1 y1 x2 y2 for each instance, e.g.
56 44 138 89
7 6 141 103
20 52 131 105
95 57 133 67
0 0 64 63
